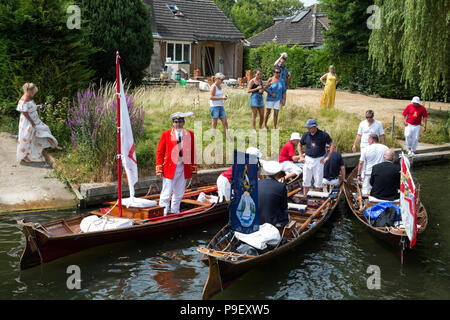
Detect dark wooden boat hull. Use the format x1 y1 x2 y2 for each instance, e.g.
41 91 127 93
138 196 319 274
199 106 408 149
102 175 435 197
19 202 228 270
202 186 343 299
343 167 428 252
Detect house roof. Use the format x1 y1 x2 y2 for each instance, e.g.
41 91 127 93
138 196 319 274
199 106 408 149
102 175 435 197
247 4 328 48
145 0 244 42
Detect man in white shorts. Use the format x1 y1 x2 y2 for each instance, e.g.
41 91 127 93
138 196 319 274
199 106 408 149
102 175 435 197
352 110 385 153
279 132 303 181
357 133 389 196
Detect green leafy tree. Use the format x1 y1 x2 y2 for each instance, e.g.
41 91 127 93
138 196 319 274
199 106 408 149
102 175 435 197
230 0 304 38
211 0 236 18
369 0 449 100
79 0 154 85
0 0 95 114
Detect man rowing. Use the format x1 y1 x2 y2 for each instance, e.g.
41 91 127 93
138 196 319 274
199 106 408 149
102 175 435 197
156 112 197 215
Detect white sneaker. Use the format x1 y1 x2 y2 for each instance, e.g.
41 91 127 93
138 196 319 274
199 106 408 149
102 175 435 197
407 151 413 156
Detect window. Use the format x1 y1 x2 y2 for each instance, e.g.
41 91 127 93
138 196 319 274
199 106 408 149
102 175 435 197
166 42 191 63
166 3 184 17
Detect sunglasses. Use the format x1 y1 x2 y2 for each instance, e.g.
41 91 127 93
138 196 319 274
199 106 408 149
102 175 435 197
366 116 374 119
173 119 184 123
274 71 281 74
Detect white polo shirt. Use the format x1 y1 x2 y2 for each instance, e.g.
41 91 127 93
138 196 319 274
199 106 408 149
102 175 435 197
357 120 385 150
360 143 389 175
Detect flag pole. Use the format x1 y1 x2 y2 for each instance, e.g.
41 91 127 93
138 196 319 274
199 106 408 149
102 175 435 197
116 51 122 217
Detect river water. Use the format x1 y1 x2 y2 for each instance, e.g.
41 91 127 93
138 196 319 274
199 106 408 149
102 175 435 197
0 164 448 300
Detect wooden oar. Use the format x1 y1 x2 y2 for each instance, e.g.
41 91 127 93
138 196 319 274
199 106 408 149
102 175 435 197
288 187 301 197
296 197 331 234
355 182 363 210
197 247 255 260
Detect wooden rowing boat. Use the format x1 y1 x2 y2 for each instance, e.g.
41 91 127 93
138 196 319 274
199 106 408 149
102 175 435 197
198 183 343 300
343 167 428 254
18 184 228 270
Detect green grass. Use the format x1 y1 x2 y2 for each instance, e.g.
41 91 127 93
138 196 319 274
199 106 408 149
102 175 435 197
38 86 450 185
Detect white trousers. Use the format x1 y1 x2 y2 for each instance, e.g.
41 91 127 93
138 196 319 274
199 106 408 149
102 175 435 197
302 156 324 188
281 161 303 175
323 177 339 186
361 174 372 195
216 175 231 202
159 163 186 215
404 124 421 152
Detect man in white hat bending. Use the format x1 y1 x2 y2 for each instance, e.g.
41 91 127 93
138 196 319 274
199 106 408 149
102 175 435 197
258 161 289 228
156 112 197 215
402 96 428 156
216 147 262 202
299 119 335 197
279 132 303 181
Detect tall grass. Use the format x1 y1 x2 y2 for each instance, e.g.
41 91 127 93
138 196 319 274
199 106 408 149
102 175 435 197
55 85 450 185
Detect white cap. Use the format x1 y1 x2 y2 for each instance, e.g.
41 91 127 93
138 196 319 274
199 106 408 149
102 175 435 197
170 112 193 120
246 147 262 159
290 132 301 141
262 161 283 176
214 72 225 80
281 52 288 59
411 96 421 104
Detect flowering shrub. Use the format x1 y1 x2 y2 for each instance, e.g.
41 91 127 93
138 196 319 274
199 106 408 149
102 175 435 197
66 87 144 177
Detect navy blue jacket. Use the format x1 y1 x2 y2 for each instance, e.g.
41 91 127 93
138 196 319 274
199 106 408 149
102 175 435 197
257 178 289 227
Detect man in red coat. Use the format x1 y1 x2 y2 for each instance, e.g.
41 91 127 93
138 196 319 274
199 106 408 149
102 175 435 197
156 112 197 215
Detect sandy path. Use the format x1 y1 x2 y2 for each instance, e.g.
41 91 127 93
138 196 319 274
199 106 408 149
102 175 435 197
0 132 77 213
285 88 450 123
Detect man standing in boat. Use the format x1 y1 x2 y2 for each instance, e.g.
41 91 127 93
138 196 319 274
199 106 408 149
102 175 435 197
298 119 335 197
156 112 197 215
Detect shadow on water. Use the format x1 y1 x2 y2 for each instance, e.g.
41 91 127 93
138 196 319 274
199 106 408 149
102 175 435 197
0 164 449 299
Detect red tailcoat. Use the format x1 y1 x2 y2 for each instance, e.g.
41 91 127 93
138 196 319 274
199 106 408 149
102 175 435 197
156 128 197 180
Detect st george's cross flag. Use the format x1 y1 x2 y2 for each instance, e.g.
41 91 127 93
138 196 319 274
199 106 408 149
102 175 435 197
118 66 138 199
400 153 417 248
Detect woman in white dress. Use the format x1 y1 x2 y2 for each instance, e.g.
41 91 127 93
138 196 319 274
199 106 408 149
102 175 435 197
16 83 61 163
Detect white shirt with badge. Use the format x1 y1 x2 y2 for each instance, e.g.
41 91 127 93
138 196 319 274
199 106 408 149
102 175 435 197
357 120 384 150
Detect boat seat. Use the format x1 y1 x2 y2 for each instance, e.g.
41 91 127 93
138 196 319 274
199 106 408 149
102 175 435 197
281 220 297 238
368 196 399 203
307 191 329 199
288 203 307 213
181 199 211 206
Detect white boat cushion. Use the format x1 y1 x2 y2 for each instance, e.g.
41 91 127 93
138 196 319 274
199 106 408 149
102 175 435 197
234 223 281 250
307 191 330 198
368 196 400 203
288 203 307 212
80 215 133 233
122 197 157 208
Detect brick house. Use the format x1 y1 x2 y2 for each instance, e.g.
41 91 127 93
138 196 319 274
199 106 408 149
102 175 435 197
145 0 245 79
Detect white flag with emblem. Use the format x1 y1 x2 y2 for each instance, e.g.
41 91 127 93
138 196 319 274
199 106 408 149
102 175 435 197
118 67 138 199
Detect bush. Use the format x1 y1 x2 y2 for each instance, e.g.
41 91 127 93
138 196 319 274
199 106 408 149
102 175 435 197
66 86 145 181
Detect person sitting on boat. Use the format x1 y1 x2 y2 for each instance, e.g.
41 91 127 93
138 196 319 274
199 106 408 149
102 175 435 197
357 133 388 196
298 119 335 197
370 149 401 201
258 161 289 228
279 132 303 181
217 147 262 202
322 144 346 192
156 112 197 215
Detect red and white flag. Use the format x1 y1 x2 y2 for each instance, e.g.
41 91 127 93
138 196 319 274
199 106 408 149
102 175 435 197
400 153 417 248
118 67 138 199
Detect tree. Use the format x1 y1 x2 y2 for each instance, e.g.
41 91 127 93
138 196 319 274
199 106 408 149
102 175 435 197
227 0 304 38
211 0 236 18
79 0 154 85
369 0 449 100
320 0 373 57
0 0 95 107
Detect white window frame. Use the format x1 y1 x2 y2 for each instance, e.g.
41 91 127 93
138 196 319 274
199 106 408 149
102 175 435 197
166 41 191 63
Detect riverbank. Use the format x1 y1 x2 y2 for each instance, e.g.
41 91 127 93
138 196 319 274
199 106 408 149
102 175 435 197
0 132 77 214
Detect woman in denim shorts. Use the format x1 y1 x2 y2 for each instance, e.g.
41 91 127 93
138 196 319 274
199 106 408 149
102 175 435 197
209 73 229 137
248 68 265 130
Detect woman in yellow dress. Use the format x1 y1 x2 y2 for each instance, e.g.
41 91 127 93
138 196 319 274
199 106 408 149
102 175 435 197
319 65 339 108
